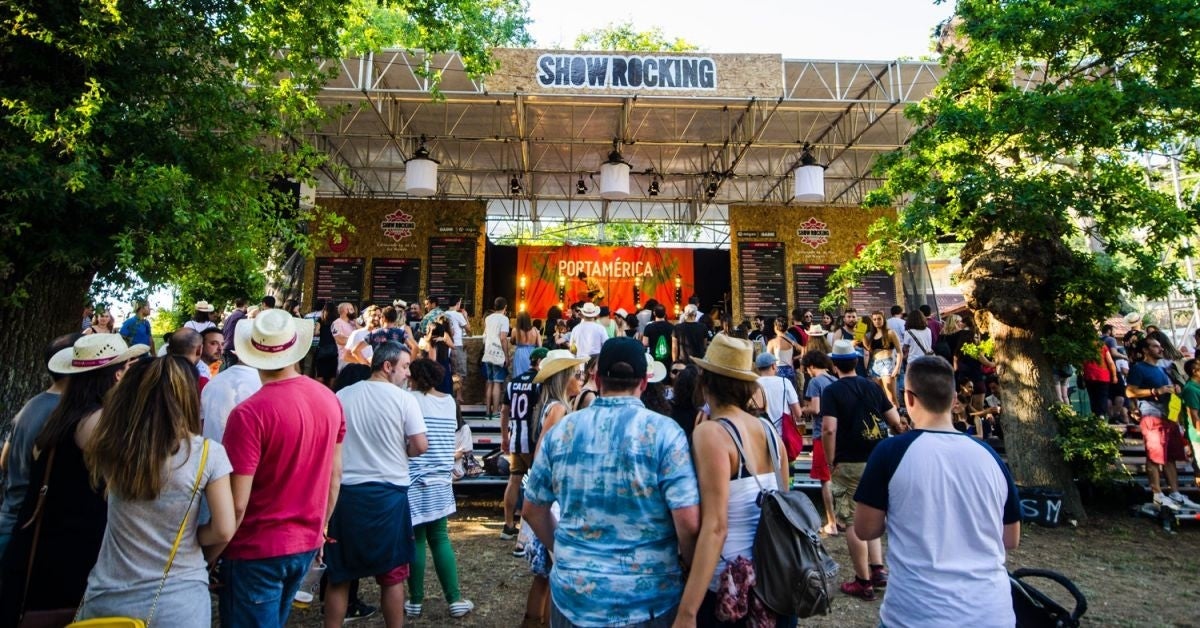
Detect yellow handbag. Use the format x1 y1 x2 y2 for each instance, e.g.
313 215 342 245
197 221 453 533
68 440 210 628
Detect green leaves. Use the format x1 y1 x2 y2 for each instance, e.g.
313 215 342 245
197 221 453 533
573 20 700 52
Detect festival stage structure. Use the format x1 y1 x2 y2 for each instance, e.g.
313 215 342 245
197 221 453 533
298 48 945 323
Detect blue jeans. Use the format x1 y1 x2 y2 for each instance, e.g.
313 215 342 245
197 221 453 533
218 550 317 628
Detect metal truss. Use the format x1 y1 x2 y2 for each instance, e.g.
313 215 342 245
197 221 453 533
305 51 944 228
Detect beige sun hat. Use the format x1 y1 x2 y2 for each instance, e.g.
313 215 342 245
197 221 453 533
534 349 588 383
194 300 215 313
49 333 150 375
579 302 601 318
807 324 827 337
645 353 668 383
691 335 758 382
234 308 315 370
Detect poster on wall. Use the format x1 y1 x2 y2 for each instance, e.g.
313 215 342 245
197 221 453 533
738 242 788 319
428 237 478 314
793 264 837 314
515 246 695 317
313 258 365 306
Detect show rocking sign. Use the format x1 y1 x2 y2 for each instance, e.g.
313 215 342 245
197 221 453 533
536 54 717 90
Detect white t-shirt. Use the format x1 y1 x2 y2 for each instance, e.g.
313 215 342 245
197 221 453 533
572 320 609 358
886 316 907 342
856 430 1019 628
344 327 373 362
336 381 427 487
756 375 800 432
901 328 934 364
484 312 510 353
184 320 216 333
444 309 468 346
200 365 263 443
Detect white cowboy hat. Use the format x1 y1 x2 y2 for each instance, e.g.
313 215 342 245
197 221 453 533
49 333 150 375
1123 312 1142 326
830 338 862 359
807 324 827 337
234 308 315 370
579 302 601 318
394 298 408 309
194 300 215 313
691 335 758 382
615 308 629 318
645 353 668 383
534 349 588 383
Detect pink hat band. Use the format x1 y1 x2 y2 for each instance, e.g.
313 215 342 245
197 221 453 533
251 334 298 354
72 355 119 368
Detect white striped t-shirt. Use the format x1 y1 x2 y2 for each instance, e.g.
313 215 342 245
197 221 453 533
409 392 459 525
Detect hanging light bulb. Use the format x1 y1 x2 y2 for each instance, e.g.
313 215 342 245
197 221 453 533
599 140 631 200
793 143 825 202
404 136 439 196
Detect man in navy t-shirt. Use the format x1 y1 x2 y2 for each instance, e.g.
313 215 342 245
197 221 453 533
854 356 1020 627
1125 336 1194 509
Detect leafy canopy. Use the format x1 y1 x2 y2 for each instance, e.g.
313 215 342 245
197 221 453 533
0 0 531 311
574 20 700 52
830 0 1200 363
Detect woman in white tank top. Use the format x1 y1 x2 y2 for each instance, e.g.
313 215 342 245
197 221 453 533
677 335 792 627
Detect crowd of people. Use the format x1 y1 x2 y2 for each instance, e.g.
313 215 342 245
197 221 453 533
3 291 1190 627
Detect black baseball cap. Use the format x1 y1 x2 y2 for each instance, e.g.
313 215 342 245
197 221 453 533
598 337 647 379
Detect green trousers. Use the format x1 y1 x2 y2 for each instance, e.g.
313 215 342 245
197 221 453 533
408 517 462 604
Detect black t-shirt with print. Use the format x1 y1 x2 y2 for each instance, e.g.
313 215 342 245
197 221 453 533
820 375 894 464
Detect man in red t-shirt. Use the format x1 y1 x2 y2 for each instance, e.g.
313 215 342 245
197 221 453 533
215 310 346 628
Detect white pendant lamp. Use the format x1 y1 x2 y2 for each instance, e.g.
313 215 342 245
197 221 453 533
404 139 439 196
793 143 825 202
599 143 631 200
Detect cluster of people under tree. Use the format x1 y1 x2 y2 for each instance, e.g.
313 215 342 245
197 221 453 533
1 297 478 627
7 288 1193 627
1074 319 1200 510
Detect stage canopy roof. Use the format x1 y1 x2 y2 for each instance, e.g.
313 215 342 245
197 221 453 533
304 49 944 246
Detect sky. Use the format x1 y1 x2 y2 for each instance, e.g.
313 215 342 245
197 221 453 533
524 0 955 61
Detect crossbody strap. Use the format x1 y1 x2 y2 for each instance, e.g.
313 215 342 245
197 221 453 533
907 330 931 355
146 439 209 625
18 447 57 621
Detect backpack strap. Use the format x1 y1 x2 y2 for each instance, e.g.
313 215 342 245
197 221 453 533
716 418 784 493
716 419 766 494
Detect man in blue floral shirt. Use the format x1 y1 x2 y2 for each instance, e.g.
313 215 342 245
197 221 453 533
524 337 700 627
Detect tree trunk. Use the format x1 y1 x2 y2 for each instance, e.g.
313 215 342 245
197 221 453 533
960 230 1086 522
991 319 1086 521
0 266 94 428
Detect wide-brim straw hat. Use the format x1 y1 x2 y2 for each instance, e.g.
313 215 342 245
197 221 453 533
807 324 827 337
830 338 863 359
579 302 601 318
646 353 668 383
1123 312 1142 325
234 308 314 370
49 333 150 374
691 335 758 382
534 349 588 383
194 300 215 313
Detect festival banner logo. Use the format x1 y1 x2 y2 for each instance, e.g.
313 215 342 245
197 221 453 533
516 246 695 316
797 217 831 249
380 210 416 242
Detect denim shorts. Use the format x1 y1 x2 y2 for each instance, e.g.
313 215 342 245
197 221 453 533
483 362 508 383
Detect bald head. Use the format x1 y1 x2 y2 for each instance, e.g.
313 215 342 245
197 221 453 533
168 327 202 364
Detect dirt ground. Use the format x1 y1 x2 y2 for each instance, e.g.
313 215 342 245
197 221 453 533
287 493 1200 627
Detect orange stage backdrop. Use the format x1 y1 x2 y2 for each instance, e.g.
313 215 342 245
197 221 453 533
516 246 695 318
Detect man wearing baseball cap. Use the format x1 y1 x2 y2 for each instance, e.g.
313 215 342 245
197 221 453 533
216 309 346 628
523 337 699 626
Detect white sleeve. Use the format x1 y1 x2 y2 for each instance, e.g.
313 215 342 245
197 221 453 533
785 380 799 405
402 393 428 436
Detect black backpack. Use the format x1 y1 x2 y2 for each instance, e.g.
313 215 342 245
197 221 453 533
716 419 838 618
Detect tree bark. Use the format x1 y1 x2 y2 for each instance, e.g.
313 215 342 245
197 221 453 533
960 231 1086 521
0 266 94 428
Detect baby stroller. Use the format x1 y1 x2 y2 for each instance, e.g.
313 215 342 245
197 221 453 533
1010 568 1087 627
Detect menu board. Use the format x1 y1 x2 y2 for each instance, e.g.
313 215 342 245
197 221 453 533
313 257 365 306
793 264 837 313
427 236 477 313
850 271 898 314
737 241 788 318
370 258 422 307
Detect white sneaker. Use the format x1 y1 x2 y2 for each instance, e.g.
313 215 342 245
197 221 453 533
449 599 475 618
1154 492 1182 510
1168 491 1200 510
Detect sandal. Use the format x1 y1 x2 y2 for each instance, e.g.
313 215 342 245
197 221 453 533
821 523 839 537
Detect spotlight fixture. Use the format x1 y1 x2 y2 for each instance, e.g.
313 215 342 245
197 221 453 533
648 178 660 197
793 142 826 202
576 177 588 195
510 175 522 195
705 179 719 199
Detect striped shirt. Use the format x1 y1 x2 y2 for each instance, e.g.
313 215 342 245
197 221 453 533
409 392 458 525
